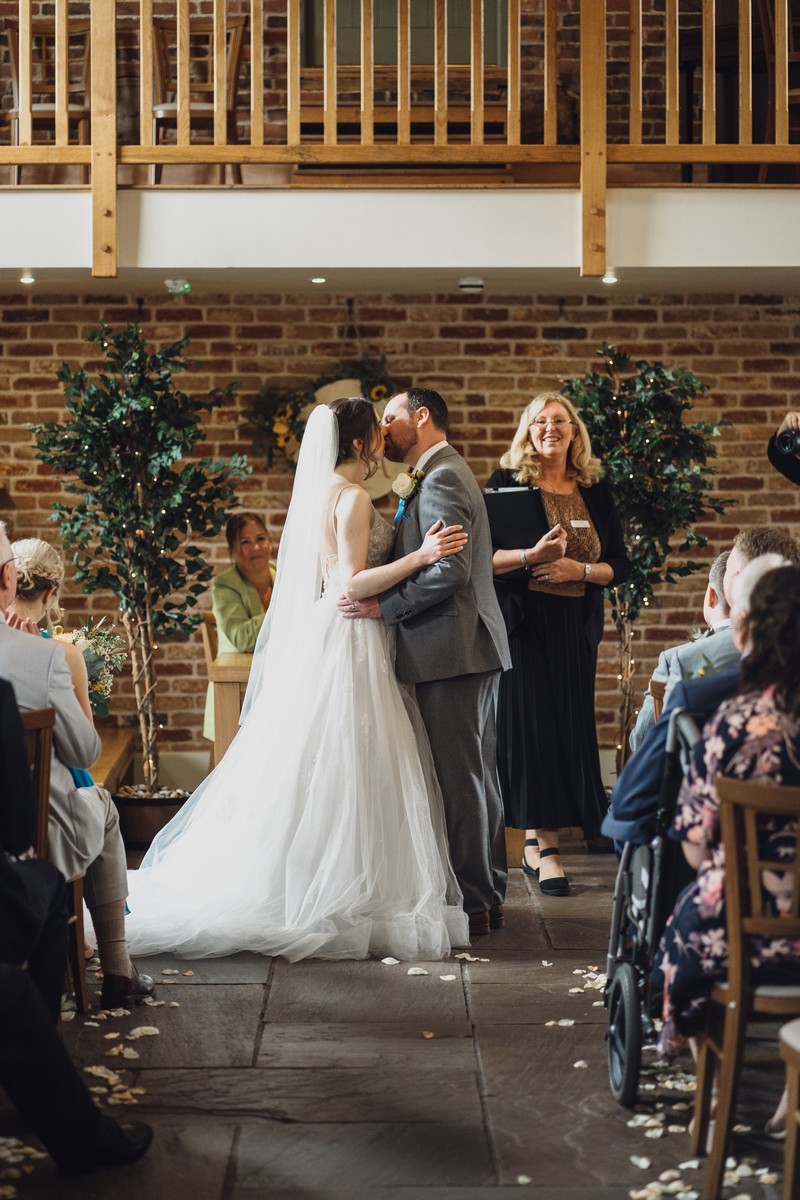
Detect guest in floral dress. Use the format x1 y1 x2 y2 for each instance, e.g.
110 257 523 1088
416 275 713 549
652 561 800 1074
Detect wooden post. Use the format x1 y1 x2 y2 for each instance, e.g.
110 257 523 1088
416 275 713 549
628 0 642 146
324 0 337 145
361 0 374 146
213 0 226 146
738 0 752 145
250 0 264 146
542 0 556 146
18 0 32 146
471 0 484 147
701 0 716 145
287 0 301 145
397 0 411 145
91 0 117 278
139 0 153 149
665 0 678 145
55 0 68 145
434 0 447 146
580 0 607 277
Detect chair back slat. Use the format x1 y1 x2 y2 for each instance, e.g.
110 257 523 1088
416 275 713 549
200 611 218 674
650 676 667 722
717 776 800 994
20 707 56 859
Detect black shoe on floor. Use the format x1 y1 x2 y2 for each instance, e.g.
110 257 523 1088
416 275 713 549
60 1121 153 1175
538 847 569 896
521 837 539 878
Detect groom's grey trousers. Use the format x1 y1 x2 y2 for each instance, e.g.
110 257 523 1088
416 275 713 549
415 670 507 915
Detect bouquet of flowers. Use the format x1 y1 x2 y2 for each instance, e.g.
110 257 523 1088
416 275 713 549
56 618 127 718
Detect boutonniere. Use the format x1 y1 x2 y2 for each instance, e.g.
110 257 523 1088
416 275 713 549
392 469 425 526
392 469 425 501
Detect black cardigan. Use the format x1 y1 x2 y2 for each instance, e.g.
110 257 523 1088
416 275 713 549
485 468 631 647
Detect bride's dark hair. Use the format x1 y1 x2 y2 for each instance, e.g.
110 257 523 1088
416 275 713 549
330 397 380 479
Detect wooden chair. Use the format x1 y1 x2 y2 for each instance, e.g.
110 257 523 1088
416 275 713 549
756 0 800 181
5 20 91 185
200 611 218 768
149 15 248 184
779 1016 800 1200
21 707 91 1015
691 776 800 1200
649 677 667 723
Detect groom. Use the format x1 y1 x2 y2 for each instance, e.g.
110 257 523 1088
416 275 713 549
341 388 511 935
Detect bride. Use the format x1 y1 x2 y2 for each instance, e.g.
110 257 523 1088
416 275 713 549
125 398 470 961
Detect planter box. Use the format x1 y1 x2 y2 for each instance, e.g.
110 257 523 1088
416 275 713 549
114 750 208 852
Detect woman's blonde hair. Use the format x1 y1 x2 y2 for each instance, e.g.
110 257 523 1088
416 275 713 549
11 538 65 624
499 391 602 487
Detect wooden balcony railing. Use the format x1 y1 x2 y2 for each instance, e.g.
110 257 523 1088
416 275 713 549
1 0 799 279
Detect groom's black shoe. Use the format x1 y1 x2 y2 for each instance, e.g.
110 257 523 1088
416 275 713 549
468 911 490 937
100 968 156 1008
60 1120 154 1175
489 903 505 930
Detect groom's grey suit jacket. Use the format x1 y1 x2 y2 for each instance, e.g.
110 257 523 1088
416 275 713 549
380 444 511 683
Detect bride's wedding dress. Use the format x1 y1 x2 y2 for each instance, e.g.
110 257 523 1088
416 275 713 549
126 452 468 961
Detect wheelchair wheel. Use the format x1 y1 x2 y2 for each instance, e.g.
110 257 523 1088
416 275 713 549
607 962 641 1107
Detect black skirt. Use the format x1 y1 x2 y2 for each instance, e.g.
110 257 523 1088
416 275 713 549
496 588 608 839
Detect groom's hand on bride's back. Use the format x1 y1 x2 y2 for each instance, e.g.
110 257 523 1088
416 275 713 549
337 595 382 620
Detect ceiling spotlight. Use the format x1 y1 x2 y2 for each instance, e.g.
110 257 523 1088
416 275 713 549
602 268 618 285
458 276 484 293
19 271 35 285
311 276 326 284
164 278 191 295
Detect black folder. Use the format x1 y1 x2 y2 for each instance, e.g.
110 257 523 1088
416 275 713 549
482 486 551 552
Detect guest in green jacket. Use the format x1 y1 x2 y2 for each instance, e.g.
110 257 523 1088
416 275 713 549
203 512 277 741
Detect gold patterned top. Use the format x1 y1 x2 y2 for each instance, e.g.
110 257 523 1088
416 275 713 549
528 490 601 597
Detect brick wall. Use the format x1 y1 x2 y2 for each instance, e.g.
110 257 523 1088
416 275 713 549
2 286 799 754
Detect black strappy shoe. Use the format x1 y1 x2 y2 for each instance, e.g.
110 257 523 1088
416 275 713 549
521 837 539 878
538 847 569 896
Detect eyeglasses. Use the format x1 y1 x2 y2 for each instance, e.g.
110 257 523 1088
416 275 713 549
531 417 573 429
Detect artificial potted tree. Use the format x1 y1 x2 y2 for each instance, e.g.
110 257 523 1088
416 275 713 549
561 343 733 768
31 322 249 835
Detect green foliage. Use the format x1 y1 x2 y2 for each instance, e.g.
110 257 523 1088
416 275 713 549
243 354 397 467
30 322 250 639
562 343 733 625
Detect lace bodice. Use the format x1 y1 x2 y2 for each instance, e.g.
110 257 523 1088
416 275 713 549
323 481 394 582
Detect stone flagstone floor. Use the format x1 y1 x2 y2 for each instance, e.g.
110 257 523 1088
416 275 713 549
1 837 787 1199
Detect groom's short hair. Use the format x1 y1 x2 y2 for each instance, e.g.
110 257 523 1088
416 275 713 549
403 388 449 436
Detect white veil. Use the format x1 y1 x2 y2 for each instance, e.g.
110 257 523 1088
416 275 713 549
240 403 338 724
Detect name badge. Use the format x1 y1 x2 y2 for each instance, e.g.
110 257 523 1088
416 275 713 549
570 519 590 528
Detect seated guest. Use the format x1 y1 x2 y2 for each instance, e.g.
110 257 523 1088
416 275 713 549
768 408 800 485
604 553 789 847
0 522 153 1007
0 694 153 1175
629 550 736 751
203 512 276 741
651 564 800 1135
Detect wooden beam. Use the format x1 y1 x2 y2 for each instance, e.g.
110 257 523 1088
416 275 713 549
665 0 678 145
738 0 752 144
139 0 153 148
776 0 789 143
287 0 301 145
250 0 264 146
628 0 642 146
18 0 33 145
397 0 411 145
91 0 117 278
542 0 556 146
580 0 607 276
701 0 716 145
119 143 576 165
434 0 448 146
471 0 484 147
55 0 68 145
177 0 190 146
361 0 374 147
213 0 225 145
324 0 337 146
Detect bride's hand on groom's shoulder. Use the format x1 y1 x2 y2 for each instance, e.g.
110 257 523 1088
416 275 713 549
337 595 382 620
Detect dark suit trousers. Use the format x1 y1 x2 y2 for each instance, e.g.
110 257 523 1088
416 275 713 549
0 964 116 1169
416 670 507 914
0 858 69 1024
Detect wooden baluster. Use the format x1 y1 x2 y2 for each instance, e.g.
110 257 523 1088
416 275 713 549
55 0 68 146
213 0 225 146
18 0 32 146
250 0 264 147
739 0 752 145
91 0 117 277
508 0 521 146
665 0 678 144
434 0 447 146
701 0 716 145
177 0 191 147
139 0 154 149
542 0 554 146
628 0 642 146
324 0 337 145
471 0 484 147
361 0 374 147
581 0 607 277
287 0 301 146
397 0 411 146
776 0 789 143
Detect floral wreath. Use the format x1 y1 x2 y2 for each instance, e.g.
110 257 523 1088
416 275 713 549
244 354 397 468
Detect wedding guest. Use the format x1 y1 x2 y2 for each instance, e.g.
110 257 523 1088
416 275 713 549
487 393 630 895
203 512 277 741
652 564 800 1143
0 523 154 1007
629 551 737 751
768 408 800 485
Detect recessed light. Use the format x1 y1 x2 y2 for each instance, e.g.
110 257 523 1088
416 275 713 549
311 276 326 284
19 271 35 285
602 268 618 285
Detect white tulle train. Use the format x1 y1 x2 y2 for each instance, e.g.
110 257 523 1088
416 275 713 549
125 583 469 962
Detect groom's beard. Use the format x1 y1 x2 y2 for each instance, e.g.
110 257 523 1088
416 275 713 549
384 433 417 463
